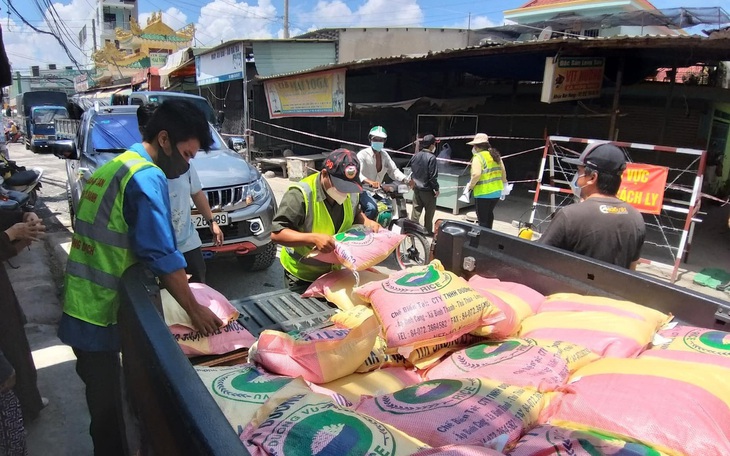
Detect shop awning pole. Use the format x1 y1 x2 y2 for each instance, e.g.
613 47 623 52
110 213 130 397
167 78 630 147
608 56 624 141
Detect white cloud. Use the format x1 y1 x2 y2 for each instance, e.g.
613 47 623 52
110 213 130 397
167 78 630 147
194 0 278 46
139 7 189 30
297 0 423 30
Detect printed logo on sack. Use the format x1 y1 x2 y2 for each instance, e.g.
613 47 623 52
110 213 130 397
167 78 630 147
456 340 529 368
543 427 662 456
684 329 730 355
263 405 395 456
334 228 373 246
211 366 292 403
375 379 479 414
384 264 452 294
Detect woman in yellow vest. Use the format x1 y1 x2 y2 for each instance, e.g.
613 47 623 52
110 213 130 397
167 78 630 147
271 149 381 291
466 133 508 229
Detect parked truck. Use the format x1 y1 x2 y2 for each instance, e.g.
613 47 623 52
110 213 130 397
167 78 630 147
117 220 730 455
14 90 69 153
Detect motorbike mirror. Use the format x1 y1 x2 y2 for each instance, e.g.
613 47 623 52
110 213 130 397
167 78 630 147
50 139 77 160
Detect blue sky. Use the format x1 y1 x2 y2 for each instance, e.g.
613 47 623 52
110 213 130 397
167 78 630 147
2 0 719 71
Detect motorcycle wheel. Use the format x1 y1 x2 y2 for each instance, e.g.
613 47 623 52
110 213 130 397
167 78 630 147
394 232 430 270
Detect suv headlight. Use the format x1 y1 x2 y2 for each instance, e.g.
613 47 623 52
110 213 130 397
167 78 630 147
244 176 269 204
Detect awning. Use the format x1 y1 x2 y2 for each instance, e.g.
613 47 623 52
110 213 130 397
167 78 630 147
159 47 195 88
348 96 488 112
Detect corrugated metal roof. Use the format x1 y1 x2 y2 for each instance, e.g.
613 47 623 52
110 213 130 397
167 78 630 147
256 35 730 81
253 41 337 77
199 38 336 56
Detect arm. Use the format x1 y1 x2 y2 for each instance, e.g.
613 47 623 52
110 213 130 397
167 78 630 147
1 213 45 261
269 188 336 253
384 152 408 182
500 161 508 184
357 150 379 188
468 155 482 191
354 207 381 232
428 155 439 194
191 190 223 246
124 169 221 334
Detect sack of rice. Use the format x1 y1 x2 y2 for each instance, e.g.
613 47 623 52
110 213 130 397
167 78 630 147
309 367 423 405
355 378 545 449
171 320 256 357
413 445 505 455
195 363 312 436
242 391 429 455
508 424 662 456
543 357 730 455
309 226 405 271
302 268 388 310
162 282 239 328
354 260 504 357
640 325 730 369
248 313 380 383
467 276 544 338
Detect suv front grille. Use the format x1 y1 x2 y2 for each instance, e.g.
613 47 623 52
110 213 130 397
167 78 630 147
206 185 247 211
199 221 243 244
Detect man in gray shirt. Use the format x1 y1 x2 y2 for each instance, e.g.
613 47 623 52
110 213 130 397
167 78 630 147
539 143 646 269
409 134 439 235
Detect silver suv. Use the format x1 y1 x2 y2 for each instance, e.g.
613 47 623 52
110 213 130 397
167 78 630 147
53 105 277 270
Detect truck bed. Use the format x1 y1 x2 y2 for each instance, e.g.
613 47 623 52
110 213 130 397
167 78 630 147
118 221 730 455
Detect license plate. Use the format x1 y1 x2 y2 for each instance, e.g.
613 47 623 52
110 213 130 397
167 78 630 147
192 212 229 228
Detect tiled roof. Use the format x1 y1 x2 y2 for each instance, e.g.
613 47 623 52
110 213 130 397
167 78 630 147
140 33 190 42
519 0 575 8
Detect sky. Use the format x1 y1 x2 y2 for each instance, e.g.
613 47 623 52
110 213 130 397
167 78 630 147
1 0 721 72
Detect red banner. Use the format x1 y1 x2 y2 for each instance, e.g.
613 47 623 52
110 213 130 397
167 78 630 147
617 163 669 215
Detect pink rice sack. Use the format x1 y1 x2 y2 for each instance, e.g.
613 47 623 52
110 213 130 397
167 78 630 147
543 357 730 456
248 314 380 384
162 282 239 329
467 276 545 338
241 390 428 455
354 260 505 357
170 320 256 357
414 445 505 455
424 339 595 392
519 294 671 358
355 378 546 449
302 268 388 310
640 325 730 368
508 425 662 456
309 226 406 270
308 367 424 406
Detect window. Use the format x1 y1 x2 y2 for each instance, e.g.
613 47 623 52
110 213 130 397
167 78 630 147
583 29 600 38
104 13 116 26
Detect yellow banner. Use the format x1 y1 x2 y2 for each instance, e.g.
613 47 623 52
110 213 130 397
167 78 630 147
264 69 346 118
541 57 605 103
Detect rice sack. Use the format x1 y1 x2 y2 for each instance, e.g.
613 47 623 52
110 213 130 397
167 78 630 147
309 226 405 271
248 314 380 383
508 425 665 456
424 339 595 392
242 391 429 456
414 445 505 455
302 268 388 310
171 320 256 357
162 282 239 328
195 364 312 436
640 325 730 369
519 294 671 358
309 367 424 405
355 378 545 449
543 357 730 456
467 276 544 338
354 261 504 357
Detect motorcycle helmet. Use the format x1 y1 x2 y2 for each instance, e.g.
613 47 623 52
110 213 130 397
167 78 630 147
368 126 387 140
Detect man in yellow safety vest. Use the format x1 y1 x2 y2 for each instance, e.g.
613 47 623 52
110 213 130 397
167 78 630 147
58 100 223 456
271 148 381 291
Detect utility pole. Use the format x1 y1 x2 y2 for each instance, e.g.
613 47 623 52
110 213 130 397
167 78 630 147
91 19 97 52
283 0 289 38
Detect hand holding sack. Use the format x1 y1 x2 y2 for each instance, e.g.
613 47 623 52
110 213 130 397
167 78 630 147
308 226 405 271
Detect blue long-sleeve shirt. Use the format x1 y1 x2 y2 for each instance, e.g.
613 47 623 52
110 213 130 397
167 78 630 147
58 143 186 352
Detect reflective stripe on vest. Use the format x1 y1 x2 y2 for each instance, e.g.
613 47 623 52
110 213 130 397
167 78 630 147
279 173 357 282
473 151 504 197
63 151 156 327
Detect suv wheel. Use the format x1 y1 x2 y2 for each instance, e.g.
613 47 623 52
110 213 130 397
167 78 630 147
236 242 276 271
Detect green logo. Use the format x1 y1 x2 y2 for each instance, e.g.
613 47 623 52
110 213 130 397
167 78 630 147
463 340 526 361
376 379 480 414
684 329 730 356
283 411 374 455
212 365 292 403
334 229 368 243
383 264 452 294
395 264 440 287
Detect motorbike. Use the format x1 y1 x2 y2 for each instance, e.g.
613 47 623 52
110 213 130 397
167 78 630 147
0 155 42 209
368 182 430 269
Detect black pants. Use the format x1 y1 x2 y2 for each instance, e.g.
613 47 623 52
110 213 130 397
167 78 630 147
475 197 500 230
411 189 437 234
183 247 207 283
73 348 125 456
284 270 312 294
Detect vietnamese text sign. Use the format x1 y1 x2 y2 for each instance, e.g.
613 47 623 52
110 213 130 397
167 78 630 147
263 69 346 118
149 52 169 68
196 42 244 86
541 56 605 103
617 163 669 214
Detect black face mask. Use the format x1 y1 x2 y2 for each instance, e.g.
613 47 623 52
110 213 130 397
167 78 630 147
157 141 190 179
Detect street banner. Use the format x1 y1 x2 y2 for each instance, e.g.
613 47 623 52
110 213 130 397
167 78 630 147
196 42 244 86
263 69 346 118
541 56 605 103
617 163 669 214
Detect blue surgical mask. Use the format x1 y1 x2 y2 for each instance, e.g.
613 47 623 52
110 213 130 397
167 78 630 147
371 141 384 152
570 172 587 201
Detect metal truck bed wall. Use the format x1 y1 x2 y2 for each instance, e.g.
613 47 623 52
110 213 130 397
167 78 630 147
119 221 730 455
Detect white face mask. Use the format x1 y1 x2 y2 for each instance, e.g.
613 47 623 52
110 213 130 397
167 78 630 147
570 172 588 201
371 141 385 152
326 186 348 204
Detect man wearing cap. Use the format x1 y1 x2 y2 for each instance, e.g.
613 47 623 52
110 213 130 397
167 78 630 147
357 126 410 220
409 134 440 235
539 143 646 269
466 133 508 229
271 149 381 290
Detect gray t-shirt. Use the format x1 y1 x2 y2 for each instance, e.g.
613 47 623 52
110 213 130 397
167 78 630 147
539 196 646 268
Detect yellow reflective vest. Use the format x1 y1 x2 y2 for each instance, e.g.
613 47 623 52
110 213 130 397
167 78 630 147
473 151 504 197
64 151 155 327
279 173 357 282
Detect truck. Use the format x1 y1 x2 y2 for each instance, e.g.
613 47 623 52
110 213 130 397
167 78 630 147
117 220 730 455
52 104 277 270
14 90 69 153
